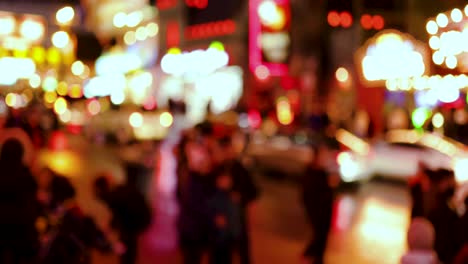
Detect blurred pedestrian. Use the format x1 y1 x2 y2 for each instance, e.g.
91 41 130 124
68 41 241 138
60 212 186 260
217 134 259 264
401 217 439 264
21 103 46 150
427 169 461 264
409 164 437 219
94 174 152 264
301 145 334 264
207 168 242 264
176 139 216 264
40 183 114 264
35 167 76 212
0 138 41 264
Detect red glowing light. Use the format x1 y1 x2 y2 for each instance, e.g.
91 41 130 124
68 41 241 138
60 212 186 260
49 131 67 151
186 0 208 8
249 0 290 76
361 14 373 30
340 12 353 28
373 15 385 30
167 21 180 47
248 110 262 129
185 20 237 40
157 0 178 10
327 11 341 27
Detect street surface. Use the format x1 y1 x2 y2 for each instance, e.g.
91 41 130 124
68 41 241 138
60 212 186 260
41 134 411 264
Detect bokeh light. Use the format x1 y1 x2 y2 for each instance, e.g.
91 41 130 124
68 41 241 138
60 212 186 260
436 13 448 28
160 112 173 128
432 113 444 128
336 67 350 83
426 20 438 35
255 65 270 80
56 6 75 25
54 97 68 115
129 112 144 128
87 100 101 115
51 31 70 49
71 61 85 76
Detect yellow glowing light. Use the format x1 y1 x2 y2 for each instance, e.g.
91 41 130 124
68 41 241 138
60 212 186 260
54 97 67 115
124 31 136 45
110 92 125 105
276 97 293 125
446 55 457 69
160 112 173 128
167 47 182 55
0 15 15 36
429 36 440 50
258 0 287 30
426 20 438 35
113 12 127 28
5 93 16 107
52 31 70 49
13 49 28 58
29 74 41 88
432 113 444 128
31 46 46 64
69 84 82 98
19 19 44 42
436 13 449 28
135 27 148 41
451 8 463 23
146 22 159 37
336 67 350 83
465 5 468 16
56 82 68 96
87 100 101 115
56 6 75 26
129 112 144 128
47 48 61 65
209 41 225 51
44 91 57 104
71 61 84 76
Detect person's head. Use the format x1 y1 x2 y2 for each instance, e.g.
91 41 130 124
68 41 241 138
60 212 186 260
407 218 435 251
0 138 24 164
93 175 112 200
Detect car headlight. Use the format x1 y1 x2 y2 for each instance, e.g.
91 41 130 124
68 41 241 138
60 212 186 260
337 152 362 182
454 158 468 184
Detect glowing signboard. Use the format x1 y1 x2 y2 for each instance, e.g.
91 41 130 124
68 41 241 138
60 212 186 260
249 0 291 77
355 30 430 87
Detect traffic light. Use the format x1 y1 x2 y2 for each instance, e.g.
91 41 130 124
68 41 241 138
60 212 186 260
360 14 385 30
327 0 354 28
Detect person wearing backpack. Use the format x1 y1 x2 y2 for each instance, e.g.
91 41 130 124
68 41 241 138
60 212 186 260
94 174 152 264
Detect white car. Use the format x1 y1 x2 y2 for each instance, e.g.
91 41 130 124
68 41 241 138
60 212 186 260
245 132 314 176
336 129 468 184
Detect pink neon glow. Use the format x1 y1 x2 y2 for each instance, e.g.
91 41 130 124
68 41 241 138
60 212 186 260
249 0 290 76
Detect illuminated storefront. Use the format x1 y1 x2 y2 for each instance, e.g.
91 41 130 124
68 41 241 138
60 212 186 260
158 42 243 125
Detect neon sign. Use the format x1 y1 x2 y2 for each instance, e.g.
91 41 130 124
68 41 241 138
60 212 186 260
249 0 291 77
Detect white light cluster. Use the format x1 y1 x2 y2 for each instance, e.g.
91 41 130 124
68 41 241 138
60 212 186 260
161 48 229 77
385 74 468 91
362 34 426 81
427 5 468 69
0 57 36 85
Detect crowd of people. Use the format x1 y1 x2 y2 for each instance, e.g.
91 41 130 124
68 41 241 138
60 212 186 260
404 165 468 264
175 121 259 264
0 103 153 264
